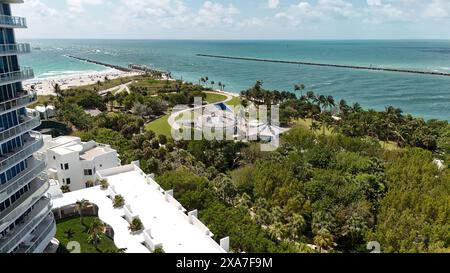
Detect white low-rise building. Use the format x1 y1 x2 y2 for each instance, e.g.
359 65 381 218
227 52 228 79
41 136 121 191
51 162 229 253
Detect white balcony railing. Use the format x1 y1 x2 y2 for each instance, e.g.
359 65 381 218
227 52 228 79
0 43 31 56
0 90 37 113
0 198 51 253
0 132 44 174
0 175 49 232
0 67 34 86
0 15 27 28
0 156 46 203
15 213 55 253
0 110 41 144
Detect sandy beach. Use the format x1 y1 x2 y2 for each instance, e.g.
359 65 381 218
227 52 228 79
23 69 143 96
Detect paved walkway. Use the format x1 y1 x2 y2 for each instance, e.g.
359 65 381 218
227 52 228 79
99 81 134 96
168 91 235 130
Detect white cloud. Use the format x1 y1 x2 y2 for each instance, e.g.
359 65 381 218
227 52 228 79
423 0 450 19
275 0 359 27
67 0 104 13
15 0 58 18
267 0 280 9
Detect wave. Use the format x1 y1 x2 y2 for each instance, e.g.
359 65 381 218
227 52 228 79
29 68 115 82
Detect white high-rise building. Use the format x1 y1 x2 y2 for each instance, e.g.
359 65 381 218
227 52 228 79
0 0 56 253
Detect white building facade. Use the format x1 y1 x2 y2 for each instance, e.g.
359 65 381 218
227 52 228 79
42 136 120 191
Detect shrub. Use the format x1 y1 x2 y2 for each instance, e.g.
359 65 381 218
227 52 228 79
99 179 109 190
128 218 143 232
113 195 125 208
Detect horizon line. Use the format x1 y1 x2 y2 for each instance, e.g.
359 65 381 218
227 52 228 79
16 37 450 41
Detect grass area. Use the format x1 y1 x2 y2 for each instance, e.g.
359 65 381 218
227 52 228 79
294 118 333 136
226 96 242 107
29 95 53 109
55 216 118 253
145 114 172 138
294 118 399 150
204 92 228 104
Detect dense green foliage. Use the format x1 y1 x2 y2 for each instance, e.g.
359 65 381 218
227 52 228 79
49 76 449 253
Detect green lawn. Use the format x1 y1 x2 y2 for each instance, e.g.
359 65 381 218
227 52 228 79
204 92 228 104
56 216 118 253
226 96 242 107
145 114 172 138
294 118 333 136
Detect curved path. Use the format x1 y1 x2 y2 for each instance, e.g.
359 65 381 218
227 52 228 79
167 91 235 130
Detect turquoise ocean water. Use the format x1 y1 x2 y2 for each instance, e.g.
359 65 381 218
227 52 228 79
19 39 450 120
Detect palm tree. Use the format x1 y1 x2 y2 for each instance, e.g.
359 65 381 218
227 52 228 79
211 81 215 90
325 95 335 112
294 84 305 98
287 213 306 241
75 199 90 225
306 91 316 103
218 82 222 90
88 219 105 249
338 99 349 115
313 228 335 252
222 84 226 91
64 228 75 240
351 102 363 113
310 121 321 134
43 101 49 120
53 83 62 100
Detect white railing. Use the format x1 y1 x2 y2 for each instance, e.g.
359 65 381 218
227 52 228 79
0 67 34 85
15 213 55 253
0 132 43 174
124 204 138 223
0 90 37 112
0 110 41 143
0 175 49 231
0 43 31 55
0 157 46 203
143 229 162 252
0 197 51 253
0 15 27 28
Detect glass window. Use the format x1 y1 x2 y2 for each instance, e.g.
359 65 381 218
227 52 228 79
66 178 71 185
64 163 69 170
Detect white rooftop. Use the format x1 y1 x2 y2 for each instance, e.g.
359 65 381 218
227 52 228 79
51 163 227 253
44 136 115 160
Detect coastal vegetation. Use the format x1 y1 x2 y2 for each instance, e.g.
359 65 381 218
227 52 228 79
45 75 449 253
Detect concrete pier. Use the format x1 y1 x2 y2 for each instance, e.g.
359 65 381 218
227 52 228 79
197 54 450 77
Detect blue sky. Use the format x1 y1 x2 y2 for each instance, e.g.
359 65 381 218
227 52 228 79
14 0 450 39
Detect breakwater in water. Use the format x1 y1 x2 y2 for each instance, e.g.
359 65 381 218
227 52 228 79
197 54 450 77
65 55 132 72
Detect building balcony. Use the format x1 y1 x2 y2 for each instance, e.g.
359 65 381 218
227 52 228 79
0 110 41 144
0 197 51 253
0 90 37 114
0 43 31 56
0 155 46 204
0 67 34 86
0 131 44 174
14 212 55 253
0 174 49 232
0 14 27 28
